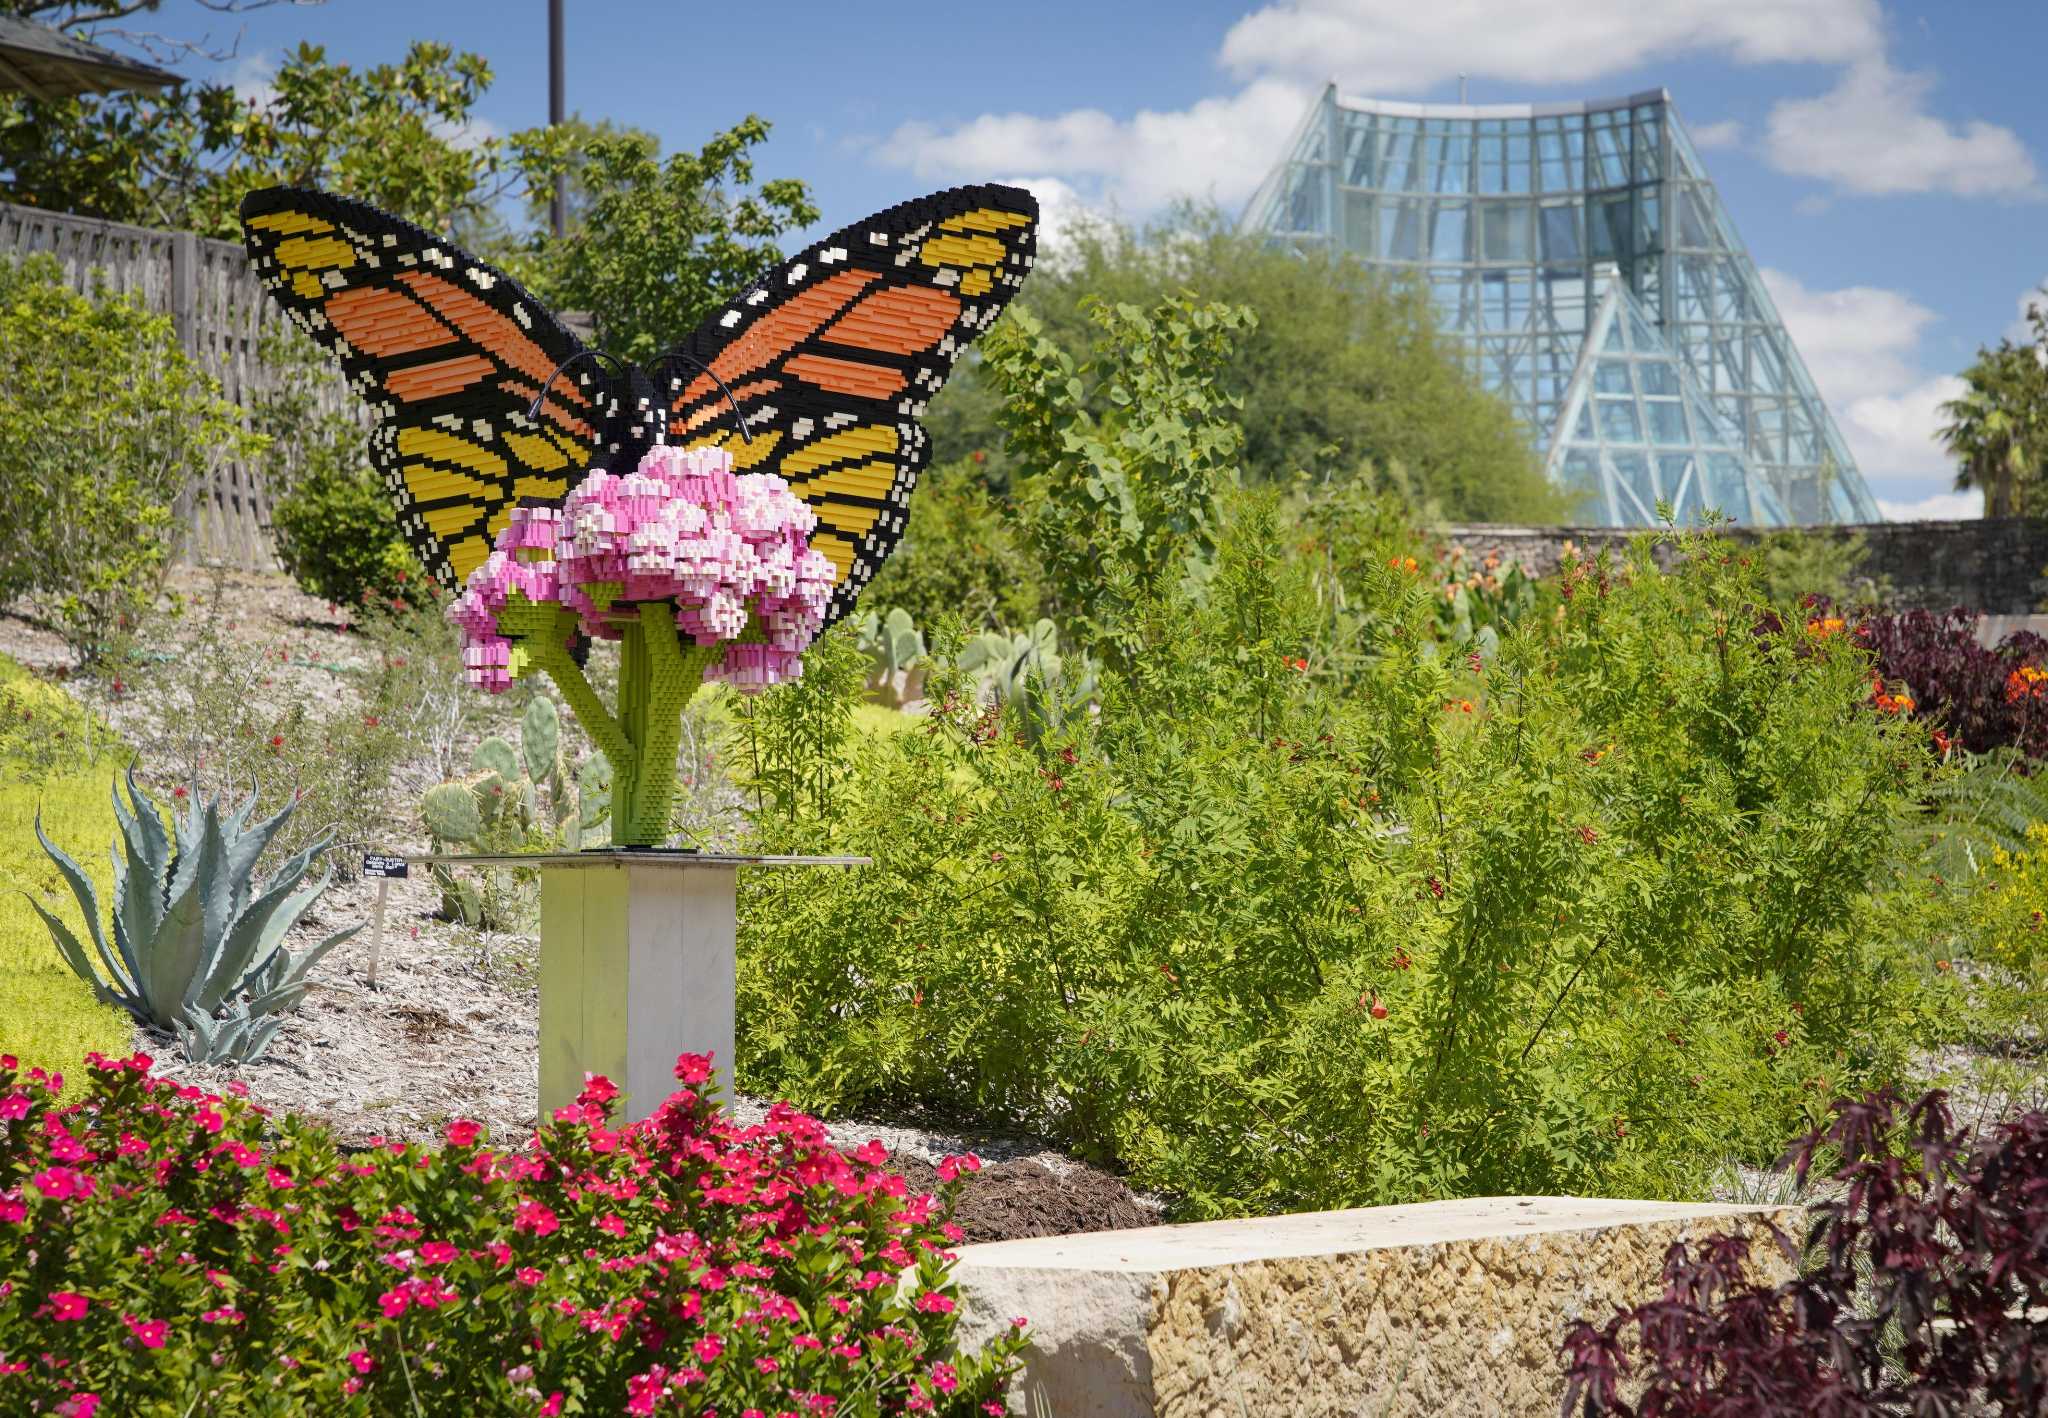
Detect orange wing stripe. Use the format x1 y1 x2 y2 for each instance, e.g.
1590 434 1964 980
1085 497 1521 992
397 271 585 405
674 378 781 435
496 380 597 443
326 285 456 358
782 353 907 400
387 353 497 403
683 270 878 401
822 286 960 355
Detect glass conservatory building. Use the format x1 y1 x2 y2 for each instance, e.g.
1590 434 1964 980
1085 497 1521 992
1241 86 1881 525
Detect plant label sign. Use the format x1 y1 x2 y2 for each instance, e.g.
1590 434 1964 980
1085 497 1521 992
361 853 409 879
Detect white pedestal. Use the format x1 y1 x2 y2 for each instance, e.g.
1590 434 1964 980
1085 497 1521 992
420 851 865 1126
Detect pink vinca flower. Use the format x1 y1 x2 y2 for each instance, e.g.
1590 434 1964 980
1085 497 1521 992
446 445 835 694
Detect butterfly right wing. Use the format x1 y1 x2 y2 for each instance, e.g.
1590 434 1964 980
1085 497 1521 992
240 186 604 589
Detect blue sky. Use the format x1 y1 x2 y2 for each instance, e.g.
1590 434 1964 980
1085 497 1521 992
183 0 2048 518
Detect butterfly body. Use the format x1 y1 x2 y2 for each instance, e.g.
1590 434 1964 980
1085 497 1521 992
240 182 1038 627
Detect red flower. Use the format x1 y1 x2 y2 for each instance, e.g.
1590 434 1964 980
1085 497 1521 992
49 1291 89 1321
854 1140 888 1166
578 1073 619 1106
914 1291 957 1314
268 734 284 749
1576 825 1597 845
674 1054 713 1085
124 1315 168 1349
1368 995 1389 1020
172 786 188 800
444 1119 481 1148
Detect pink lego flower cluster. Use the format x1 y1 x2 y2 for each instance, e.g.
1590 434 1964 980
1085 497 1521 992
447 445 836 694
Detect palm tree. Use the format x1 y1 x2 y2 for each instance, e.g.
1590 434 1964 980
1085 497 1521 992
1939 341 2048 518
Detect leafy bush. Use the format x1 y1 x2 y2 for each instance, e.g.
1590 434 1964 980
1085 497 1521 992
957 205 1563 522
734 293 1953 1216
1855 607 2048 759
0 254 259 664
29 768 358 1065
252 327 428 613
0 1050 1021 1415
126 569 417 881
738 505 1950 1216
1561 1088 2048 1416
861 456 1045 633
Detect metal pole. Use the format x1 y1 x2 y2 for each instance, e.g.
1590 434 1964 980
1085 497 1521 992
548 0 566 239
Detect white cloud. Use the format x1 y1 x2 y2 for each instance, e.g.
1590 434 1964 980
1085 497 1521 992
1689 119 1744 151
1217 0 1882 93
882 78 1309 215
1761 267 1962 485
1763 60 2041 199
1877 490 1979 521
874 0 2031 221
2007 280 2048 344
225 50 277 111
994 176 1103 269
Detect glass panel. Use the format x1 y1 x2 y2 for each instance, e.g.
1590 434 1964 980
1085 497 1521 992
1602 313 1625 351
1379 199 1423 260
1598 398 1642 441
1679 189 1713 248
1382 130 1421 190
1592 121 1629 186
1539 202 1581 261
1638 360 1679 397
1595 360 1633 394
1610 450 1652 498
1342 190 1375 252
1627 310 1659 350
1429 134 1470 193
1343 116 1376 186
1638 192 1662 250
1481 202 1533 261
1574 403 1595 439
1646 400 1688 445
1560 449 1599 491
1430 202 1469 261
1590 194 1631 260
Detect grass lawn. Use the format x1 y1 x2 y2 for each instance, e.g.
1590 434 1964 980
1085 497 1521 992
0 656 134 1080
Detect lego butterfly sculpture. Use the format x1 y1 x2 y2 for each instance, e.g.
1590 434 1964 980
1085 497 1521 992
240 183 1037 845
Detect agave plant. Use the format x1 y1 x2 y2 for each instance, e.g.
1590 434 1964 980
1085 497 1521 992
27 765 360 1065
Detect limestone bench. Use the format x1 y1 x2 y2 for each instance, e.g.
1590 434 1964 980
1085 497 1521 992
950 1195 1798 1418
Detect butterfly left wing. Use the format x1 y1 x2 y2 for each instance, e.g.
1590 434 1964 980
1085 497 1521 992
239 187 605 590
663 184 1038 626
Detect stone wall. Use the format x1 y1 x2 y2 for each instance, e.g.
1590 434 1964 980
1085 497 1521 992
1442 519 2048 614
952 1195 1799 1418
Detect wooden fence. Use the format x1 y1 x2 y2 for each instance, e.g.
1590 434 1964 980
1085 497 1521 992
0 199 349 570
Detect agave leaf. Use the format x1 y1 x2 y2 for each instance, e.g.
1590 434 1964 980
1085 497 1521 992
240 1015 290 1065
22 893 129 1009
31 809 136 994
198 842 324 1014
106 835 148 992
265 921 362 994
216 795 296 930
145 822 219 1028
122 762 171 883
243 979 313 1020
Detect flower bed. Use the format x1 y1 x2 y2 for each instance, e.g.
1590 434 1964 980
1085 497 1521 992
0 1051 1021 1415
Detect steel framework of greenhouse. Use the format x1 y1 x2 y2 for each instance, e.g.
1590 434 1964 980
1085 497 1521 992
1241 85 1881 526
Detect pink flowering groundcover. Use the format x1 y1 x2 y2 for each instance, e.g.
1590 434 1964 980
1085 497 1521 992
0 1050 1022 1415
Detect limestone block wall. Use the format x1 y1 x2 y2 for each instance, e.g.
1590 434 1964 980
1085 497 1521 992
1443 518 2048 614
952 1195 1799 1418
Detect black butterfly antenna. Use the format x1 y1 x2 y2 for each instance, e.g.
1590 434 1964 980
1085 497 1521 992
527 348 632 423
656 346 753 447
527 345 753 447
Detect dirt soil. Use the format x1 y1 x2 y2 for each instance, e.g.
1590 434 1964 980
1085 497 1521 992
4 569 1164 1242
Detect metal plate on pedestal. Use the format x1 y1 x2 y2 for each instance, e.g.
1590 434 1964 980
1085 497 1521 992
412 851 869 869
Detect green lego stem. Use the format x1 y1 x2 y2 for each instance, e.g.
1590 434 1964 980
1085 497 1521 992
497 597 715 848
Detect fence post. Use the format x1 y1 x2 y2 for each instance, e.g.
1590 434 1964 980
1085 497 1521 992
169 230 204 562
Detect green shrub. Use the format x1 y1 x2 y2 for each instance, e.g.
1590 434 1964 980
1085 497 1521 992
0 254 259 665
0 1051 1021 1414
861 456 1044 632
731 293 1952 1215
252 326 427 611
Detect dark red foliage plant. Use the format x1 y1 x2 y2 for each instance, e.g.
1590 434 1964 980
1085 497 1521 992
1560 1088 2048 1417
1851 607 2048 759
